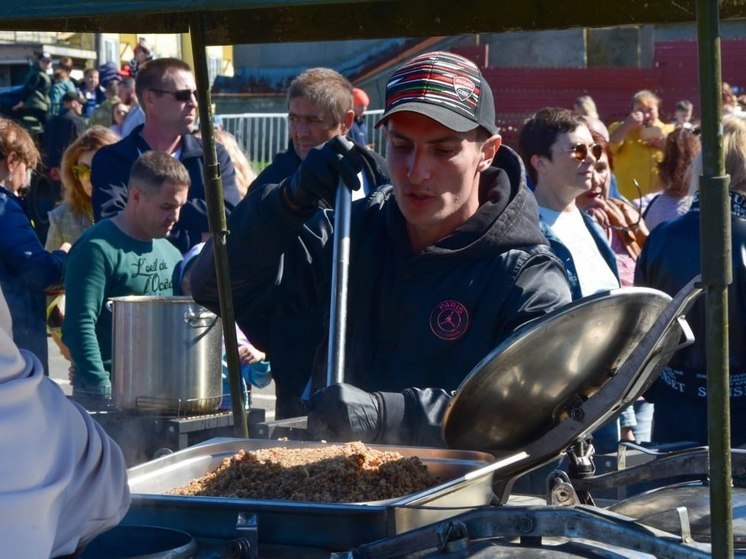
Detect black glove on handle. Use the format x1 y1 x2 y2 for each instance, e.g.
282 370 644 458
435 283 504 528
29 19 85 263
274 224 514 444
308 383 381 442
283 135 363 212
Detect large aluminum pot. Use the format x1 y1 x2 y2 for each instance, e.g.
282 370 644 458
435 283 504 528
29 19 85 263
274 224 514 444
109 296 223 414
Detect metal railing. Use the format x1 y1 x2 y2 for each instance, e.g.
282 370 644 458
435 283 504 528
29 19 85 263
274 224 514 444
218 109 386 167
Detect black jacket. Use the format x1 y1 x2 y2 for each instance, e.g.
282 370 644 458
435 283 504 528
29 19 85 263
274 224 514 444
42 109 86 170
91 125 241 253
635 192 746 404
192 145 571 445
242 142 390 419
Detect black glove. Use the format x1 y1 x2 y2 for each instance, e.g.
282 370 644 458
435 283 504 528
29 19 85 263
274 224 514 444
283 135 363 212
308 383 381 442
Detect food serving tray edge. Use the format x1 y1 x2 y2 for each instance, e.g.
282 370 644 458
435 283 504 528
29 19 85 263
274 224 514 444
125 437 524 549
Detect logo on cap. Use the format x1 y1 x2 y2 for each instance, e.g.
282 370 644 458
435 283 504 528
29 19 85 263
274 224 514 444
453 76 476 102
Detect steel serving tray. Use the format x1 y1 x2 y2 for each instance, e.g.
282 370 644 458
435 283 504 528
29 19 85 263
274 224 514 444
125 438 521 549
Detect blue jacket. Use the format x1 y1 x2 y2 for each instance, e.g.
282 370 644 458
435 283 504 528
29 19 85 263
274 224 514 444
539 207 636 437
540 209 619 300
91 125 241 253
0 186 66 372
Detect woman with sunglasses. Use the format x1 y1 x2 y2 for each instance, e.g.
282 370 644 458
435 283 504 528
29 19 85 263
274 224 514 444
576 131 650 288
44 127 119 364
575 131 654 445
45 126 120 252
0 118 68 375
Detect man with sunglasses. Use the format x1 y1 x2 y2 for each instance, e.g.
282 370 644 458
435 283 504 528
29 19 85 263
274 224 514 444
191 52 571 445
91 57 240 253
519 107 628 453
519 107 620 302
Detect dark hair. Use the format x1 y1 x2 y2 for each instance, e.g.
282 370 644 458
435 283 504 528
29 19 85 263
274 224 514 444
128 151 190 194
518 107 584 184
657 128 701 198
135 58 192 105
59 57 74 72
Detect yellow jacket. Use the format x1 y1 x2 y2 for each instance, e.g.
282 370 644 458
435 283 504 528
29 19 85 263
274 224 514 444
608 120 675 200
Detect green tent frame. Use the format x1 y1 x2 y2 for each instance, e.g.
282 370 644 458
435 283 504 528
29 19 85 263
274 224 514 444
2 2 742 555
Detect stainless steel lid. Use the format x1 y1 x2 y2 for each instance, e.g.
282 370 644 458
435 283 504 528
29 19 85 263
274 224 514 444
442 287 683 452
609 482 746 544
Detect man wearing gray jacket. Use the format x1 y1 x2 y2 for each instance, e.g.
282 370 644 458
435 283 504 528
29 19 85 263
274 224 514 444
0 285 130 557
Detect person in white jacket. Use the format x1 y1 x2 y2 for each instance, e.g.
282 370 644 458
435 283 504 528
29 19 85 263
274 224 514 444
0 285 130 558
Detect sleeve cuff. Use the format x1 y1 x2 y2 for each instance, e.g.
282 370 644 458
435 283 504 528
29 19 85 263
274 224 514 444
375 391 406 440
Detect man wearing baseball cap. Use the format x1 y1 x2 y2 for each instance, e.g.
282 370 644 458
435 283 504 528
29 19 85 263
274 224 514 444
12 51 53 131
348 87 371 149
192 51 571 446
42 89 87 180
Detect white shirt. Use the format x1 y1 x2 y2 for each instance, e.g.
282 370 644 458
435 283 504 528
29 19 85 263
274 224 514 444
540 206 619 297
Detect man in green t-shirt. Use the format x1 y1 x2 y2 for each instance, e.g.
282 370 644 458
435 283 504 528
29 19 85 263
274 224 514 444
63 151 189 409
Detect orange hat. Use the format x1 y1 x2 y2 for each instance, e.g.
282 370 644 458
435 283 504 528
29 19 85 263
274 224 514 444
353 87 370 107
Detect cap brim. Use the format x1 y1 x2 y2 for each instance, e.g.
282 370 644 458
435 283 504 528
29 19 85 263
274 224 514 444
375 102 497 135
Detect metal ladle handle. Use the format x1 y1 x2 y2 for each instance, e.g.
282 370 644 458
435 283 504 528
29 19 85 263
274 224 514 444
326 175 352 387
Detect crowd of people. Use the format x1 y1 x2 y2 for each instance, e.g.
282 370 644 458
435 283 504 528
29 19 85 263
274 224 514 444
0 45 744 554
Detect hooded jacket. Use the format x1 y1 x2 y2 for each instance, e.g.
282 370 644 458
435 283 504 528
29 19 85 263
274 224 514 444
91 124 241 253
243 141 390 419
192 145 571 446
636 192 746 408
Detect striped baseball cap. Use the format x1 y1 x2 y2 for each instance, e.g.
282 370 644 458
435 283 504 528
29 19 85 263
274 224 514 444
376 51 497 135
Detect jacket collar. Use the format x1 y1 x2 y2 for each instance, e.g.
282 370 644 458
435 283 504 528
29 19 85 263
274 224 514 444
127 124 204 160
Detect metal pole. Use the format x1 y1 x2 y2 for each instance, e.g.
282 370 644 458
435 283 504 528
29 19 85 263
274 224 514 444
326 176 352 387
696 1 733 557
189 14 248 438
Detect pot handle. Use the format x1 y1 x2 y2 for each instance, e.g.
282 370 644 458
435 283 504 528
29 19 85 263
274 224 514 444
184 307 216 327
105 300 113 312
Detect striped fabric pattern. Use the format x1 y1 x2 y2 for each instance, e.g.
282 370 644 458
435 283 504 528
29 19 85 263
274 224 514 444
385 51 483 121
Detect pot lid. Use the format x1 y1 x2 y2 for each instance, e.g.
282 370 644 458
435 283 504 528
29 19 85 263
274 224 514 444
609 482 746 544
442 287 686 453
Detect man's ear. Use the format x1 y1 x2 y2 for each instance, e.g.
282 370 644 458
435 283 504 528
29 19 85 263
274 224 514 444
340 110 355 135
129 185 142 204
140 89 155 115
530 153 546 177
478 134 502 172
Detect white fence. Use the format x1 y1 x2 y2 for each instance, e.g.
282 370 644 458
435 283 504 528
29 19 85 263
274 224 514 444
218 109 386 167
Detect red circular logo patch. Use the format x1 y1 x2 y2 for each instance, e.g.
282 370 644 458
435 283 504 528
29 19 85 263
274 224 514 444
430 300 470 341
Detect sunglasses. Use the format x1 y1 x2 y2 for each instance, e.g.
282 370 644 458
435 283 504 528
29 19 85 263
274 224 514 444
72 164 91 181
149 88 198 102
568 143 604 161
